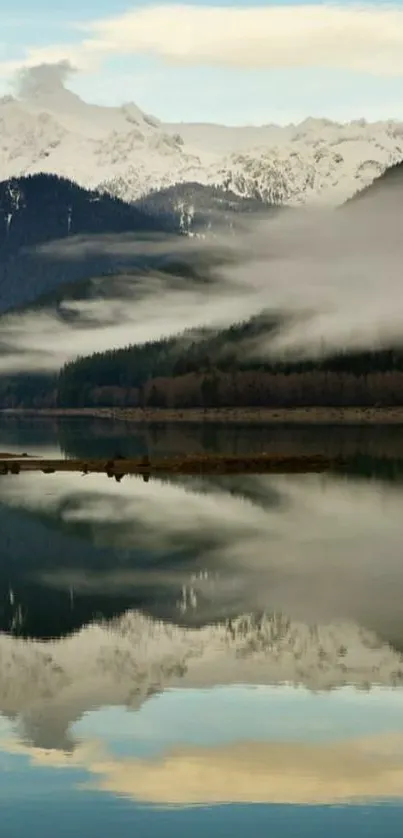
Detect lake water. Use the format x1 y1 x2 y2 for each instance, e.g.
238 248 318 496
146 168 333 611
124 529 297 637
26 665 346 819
2 415 403 836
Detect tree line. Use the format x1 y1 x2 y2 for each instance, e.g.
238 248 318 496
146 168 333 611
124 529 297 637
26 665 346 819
54 317 403 410
3 315 403 410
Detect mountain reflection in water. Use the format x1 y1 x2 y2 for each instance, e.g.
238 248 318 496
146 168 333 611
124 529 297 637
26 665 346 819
2 418 403 831
1 467 403 646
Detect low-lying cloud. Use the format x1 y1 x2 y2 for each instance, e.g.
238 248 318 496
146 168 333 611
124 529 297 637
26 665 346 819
0 181 402 373
0 266 264 373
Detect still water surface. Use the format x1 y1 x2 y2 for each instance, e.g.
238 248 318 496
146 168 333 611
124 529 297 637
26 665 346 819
1 416 403 836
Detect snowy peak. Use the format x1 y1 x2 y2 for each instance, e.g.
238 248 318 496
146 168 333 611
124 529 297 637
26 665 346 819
0 95 69 167
121 102 161 130
21 82 83 114
18 67 166 143
0 69 402 206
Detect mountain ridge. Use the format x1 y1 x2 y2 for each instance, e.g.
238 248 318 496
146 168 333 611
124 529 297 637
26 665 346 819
1 80 403 206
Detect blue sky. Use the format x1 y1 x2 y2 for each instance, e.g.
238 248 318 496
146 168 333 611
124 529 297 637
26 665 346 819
1 1 403 124
72 685 403 758
2 685 403 811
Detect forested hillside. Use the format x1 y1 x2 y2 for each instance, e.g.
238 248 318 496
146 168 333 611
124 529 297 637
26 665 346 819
3 316 403 411
0 173 179 312
134 182 277 233
1 160 403 411
55 317 403 410
344 160 403 207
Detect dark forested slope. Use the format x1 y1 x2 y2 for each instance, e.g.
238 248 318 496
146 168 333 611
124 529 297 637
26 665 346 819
52 160 403 411
2 161 403 410
55 315 403 410
0 175 275 313
134 181 277 233
0 173 179 313
344 159 403 208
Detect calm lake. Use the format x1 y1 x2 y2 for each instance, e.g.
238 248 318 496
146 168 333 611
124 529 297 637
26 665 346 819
1 415 403 836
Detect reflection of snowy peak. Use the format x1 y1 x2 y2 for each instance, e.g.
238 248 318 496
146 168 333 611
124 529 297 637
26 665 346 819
1 611 403 751
0 85 402 205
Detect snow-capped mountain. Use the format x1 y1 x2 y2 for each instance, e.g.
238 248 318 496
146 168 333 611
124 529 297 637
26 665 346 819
1 75 403 206
100 118 403 206
0 91 205 199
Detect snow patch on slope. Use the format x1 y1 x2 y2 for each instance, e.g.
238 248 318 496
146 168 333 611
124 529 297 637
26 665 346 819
0 87 403 205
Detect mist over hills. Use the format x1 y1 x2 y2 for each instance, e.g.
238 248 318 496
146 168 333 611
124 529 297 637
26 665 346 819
0 157 402 409
0 171 282 316
0 71 402 410
0 75 401 320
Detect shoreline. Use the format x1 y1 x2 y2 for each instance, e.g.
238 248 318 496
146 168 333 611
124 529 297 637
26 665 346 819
0 453 342 477
4 406 403 424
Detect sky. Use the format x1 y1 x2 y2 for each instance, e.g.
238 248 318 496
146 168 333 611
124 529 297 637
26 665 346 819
0 1 402 125
3 686 403 805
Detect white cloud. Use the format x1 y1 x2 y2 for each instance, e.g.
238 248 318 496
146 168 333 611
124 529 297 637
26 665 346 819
86 734 403 805
1 4 403 79
5 730 403 805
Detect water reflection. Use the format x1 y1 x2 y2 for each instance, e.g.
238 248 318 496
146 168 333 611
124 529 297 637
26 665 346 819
4 414 403 479
2 417 403 830
2 609 403 747
3 682 403 806
1 469 403 647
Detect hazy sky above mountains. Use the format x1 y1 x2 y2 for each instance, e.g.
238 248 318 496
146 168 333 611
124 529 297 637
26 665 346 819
0 1 403 124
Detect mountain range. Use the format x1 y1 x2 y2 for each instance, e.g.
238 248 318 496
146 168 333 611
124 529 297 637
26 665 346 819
1 72 403 206
0 152 400 316
0 71 402 411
